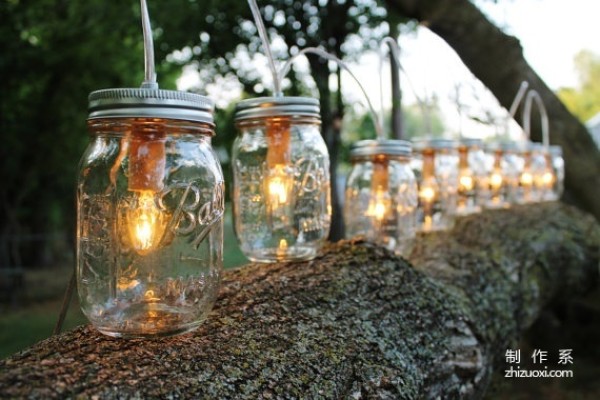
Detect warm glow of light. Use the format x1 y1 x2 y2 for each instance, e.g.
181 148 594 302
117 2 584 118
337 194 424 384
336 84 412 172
490 172 503 191
279 239 288 250
366 189 391 222
266 164 293 209
419 186 436 203
520 171 533 186
542 171 555 187
459 174 474 191
423 215 433 231
127 190 165 255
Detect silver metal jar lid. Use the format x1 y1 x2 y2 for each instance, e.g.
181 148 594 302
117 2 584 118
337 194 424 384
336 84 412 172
234 96 320 121
350 139 412 159
549 145 562 156
88 88 215 126
485 141 527 153
412 138 458 151
458 138 483 148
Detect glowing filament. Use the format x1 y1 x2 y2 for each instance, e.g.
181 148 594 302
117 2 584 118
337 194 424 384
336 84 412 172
419 186 436 204
366 189 391 222
490 172 503 191
541 171 555 188
265 164 293 209
520 171 533 186
459 174 474 192
366 160 391 222
127 190 166 255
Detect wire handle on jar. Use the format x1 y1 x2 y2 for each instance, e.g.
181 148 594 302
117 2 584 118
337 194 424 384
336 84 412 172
378 37 432 139
278 47 383 139
502 80 529 137
522 89 550 149
140 0 158 89
247 0 282 97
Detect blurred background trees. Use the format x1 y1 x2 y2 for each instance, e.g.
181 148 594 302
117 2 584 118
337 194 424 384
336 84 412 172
1 0 599 267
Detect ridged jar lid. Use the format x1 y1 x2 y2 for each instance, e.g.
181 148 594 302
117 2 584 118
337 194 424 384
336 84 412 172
549 145 563 156
234 96 320 121
88 88 215 126
412 138 458 151
485 141 527 152
458 138 483 148
350 139 412 158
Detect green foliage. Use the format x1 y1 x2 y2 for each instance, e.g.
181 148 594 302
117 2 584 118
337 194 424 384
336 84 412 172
0 0 395 264
557 50 600 122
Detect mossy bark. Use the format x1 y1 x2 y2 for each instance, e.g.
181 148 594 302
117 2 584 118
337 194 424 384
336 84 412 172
1 203 598 399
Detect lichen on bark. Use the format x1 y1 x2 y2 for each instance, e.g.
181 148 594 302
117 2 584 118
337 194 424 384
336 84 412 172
0 203 598 399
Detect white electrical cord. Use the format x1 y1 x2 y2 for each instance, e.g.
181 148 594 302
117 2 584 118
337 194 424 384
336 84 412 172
140 0 158 89
278 47 383 138
248 0 282 96
522 89 550 148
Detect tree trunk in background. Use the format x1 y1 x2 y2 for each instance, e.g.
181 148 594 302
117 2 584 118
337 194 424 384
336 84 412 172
389 23 404 140
307 55 344 241
385 0 600 221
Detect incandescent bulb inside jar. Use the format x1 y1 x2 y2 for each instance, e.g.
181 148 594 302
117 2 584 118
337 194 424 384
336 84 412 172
265 163 294 210
365 160 391 222
126 190 167 255
490 170 503 191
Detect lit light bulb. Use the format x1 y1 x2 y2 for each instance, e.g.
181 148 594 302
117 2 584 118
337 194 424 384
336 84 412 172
541 171 554 188
489 171 503 191
365 159 391 223
419 185 436 204
124 125 168 255
366 188 391 222
520 171 533 186
265 164 293 210
459 173 474 192
126 190 166 254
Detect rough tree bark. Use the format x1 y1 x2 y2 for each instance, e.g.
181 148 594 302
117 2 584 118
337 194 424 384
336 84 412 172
0 203 598 399
385 0 600 221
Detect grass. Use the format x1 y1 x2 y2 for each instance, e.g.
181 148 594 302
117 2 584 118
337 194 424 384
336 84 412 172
0 206 247 359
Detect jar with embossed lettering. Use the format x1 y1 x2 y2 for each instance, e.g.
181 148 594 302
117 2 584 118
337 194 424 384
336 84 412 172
232 97 331 262
77 88 224 338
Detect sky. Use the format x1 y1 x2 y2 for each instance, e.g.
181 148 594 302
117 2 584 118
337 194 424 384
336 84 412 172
356 0 600 139
178 0 600 139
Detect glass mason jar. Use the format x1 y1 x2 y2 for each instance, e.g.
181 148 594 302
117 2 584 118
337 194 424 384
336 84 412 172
518 142 548 204
344 140 418 255
78 88 223 338
456 138 486 215
547 145 565 201
412 139 459 232
482 143 508 209
499 141 525 206
232 97 331 263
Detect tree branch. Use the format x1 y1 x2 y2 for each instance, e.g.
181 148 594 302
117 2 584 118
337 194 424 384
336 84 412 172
385 0 600 221
0 203 598 398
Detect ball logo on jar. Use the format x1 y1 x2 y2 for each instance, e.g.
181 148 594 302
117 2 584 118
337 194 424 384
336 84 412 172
158 181 225 249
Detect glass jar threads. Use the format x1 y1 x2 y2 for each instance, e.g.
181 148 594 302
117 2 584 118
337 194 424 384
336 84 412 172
456 138 486 215
412 139 459 232
78 88 224 338
232 97 331 263
344 140 418 255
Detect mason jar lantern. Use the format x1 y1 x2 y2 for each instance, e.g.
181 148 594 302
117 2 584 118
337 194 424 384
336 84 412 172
412 139 459 232
232 97 331 262
344 140 418 255
77 88 224 338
